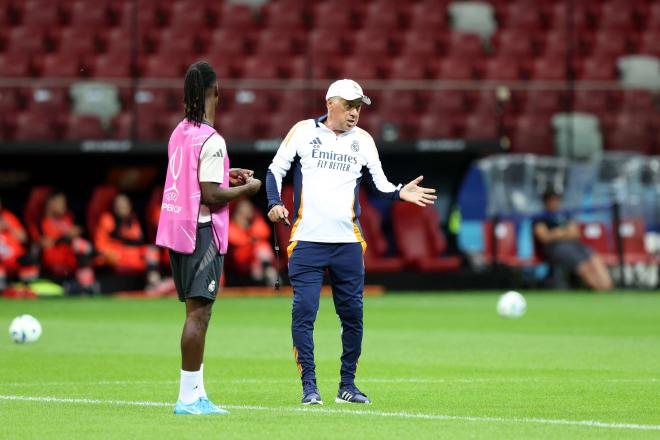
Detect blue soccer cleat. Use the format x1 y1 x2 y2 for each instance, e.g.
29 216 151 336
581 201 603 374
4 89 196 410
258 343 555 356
174 397 230 415
301 380 323 405
335 383 372 404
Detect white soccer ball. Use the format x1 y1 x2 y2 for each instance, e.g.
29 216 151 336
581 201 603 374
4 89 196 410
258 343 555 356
8 315 42 343
496 291 527 319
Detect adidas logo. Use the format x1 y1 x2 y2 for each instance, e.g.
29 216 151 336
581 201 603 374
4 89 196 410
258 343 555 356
309 137 322 148
212 149 223 158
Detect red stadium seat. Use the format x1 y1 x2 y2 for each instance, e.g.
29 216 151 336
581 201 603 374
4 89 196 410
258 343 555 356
67 0 110 28
262 1 306 30
445 33 485 59
312 2 353 29
398 30 441 58
520 90 563 118
579 222 618 266
64 114 105 140
548 2 590 31
358 190 404 273
423 90 467 132
407 2 447 32
483 57 522 80
502 3 543 30
216 111 262 140
4 27 46 54
155 28 197 56
206 29 248 59
617 89 656 114
0 53 32 77
638 30 660 57
56 27 99 58
578 56 617 80
361 1 401 31
25 86 69 114
253 29 300 60
263 111 309 139
141 54 183 78
352 29 392 59
618 219 654 264
434 57 476 80
387 55 429 80
20 0 61 29
492 30 537 58
24 186 54 242
307 28 347 58
541 31 582 58
168 1 209 31
605 118 652 154
415 114 456 138
239 56 281 79
531 57 567 80
590 32 628 58
483 221 537 266
391 203 462 272
598 2 635 31
464 114 498 139
39 53 82 78
218 3 257 31
511 114 553 155
340 57 382 80
13 112 55 141
86 185 118 239
92 53 132 78
102 28 134 57
573 90 611 120
111 112 161 140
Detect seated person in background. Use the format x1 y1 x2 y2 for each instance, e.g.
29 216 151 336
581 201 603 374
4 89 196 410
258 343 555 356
95 193 161 288
0 197 38 290
533 190 612 291
41 191 98 293
227 198 277 285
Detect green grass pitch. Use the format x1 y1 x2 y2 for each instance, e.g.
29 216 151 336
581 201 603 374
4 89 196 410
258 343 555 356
1 291 659 439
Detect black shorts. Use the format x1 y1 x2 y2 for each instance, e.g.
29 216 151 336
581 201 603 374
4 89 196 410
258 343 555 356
169 223 223 303
543 240 593 271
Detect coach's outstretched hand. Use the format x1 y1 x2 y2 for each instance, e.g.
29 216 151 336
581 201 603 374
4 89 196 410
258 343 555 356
267 204 291 226
399 175 437 207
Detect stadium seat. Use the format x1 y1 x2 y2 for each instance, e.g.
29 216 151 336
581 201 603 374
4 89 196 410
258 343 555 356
101 28 134 57
638 30 660 58
541 31 582 58
56 27 99 58
423 90 467 132
25 86 69 115
64 114 106 140
262 1 307 30
434 57 476 80
39 53 82 78
579 222 618 266
501 3 543 30
24 186 54 242
361 1 401 31
67 0 109 28
92 53 132 78
618 219 654 264
307 28 347 58
482 221 537 266
408 1 447 32
168 1 209 31
387 55 429 80
340 57 382 80
358 190 404 273
445 32 486 59
398 30 441 58
578 56 617 80
240 56 281 79
483 57 522 80
4 27 47 54
415 113 456 138
312 2 353 29
217 3 257 31
154 28 197 56
352 29 392 59
253 29 301 60
464 114 499 140
391 203 462 272
13 112 55 141
86 185 118 239
216 111 262 140
510 128 554 155
520 90 564 119
573 90 611 120
605 116 652 154
0 53 32 77
552 112 604 159
598 1 635 31
617 89 656 114
618 55 660 91
492 30 537 58
548 2 590 31
141 54 183 78
531 57 568 80
263 110 309 139
111 112 161 141
20 0 61 29
590 32 628 58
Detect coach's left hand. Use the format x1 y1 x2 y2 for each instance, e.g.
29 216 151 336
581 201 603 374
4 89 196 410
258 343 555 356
229 168 254 186
399 175 437 207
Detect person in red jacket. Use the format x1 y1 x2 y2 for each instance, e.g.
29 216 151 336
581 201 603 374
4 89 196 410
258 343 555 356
0 197 38 291
41 191 97 293
227 198 277 285
94 193 161 288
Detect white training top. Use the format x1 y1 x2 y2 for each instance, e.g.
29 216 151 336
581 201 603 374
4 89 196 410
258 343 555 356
268 117 401 244
198 133 227 223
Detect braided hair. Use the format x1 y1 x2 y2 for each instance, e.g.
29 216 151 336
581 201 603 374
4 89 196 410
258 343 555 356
183 61 217 126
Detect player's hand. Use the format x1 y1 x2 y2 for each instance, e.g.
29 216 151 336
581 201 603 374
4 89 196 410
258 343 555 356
268 204 290 226
245 177 261 195
399 175 437 207
229 168 254 186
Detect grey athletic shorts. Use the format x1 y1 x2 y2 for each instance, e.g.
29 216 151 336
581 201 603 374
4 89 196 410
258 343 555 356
169 222 223 303
543 240 593 271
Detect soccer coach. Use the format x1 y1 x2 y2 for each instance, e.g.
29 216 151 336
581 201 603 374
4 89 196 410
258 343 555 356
265 79 437 405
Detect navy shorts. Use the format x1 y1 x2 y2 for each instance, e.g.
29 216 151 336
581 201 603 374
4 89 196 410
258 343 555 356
543 240 593 271
169 223 223 303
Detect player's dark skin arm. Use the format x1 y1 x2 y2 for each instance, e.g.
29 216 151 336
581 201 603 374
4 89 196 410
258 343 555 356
200 178 261 206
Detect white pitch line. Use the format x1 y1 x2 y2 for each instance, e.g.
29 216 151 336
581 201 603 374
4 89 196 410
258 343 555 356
0 377 658 387
1 395 659 432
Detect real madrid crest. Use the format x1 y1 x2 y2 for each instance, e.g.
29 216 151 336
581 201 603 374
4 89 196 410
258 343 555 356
351 140 359 152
